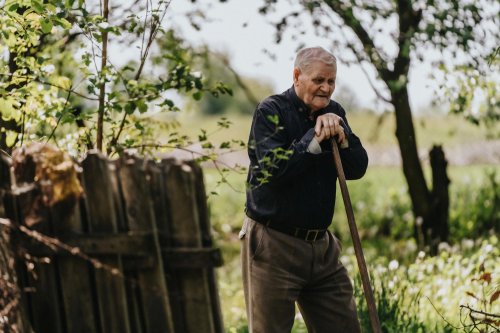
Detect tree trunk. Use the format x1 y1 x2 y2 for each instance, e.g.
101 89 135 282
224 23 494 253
391 88 449 251
428 145 450 253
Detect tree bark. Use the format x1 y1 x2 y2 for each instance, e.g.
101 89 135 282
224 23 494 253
391 88 450 251
391 88 431 219
97 0 109 151
428 145 450 252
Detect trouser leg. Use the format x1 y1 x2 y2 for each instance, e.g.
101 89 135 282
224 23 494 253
240 218 300 333
297 231 361 333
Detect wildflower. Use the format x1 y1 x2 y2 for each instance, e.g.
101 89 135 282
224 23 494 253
483 244 493 253
41 64 55 73
417 251 426 260
388 260 399 271
461 239 474 249
438 242 451 253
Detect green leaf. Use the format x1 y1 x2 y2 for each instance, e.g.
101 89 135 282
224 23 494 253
53 17 72 29
198 129 207 142
266 114 280 125
134 122 145 131
31 0 44 14
136 100 147 113
40 18 53 34
193 91 203 101
52 76 72 90
125 102 136 114
201 142 214 149
8 3 19 11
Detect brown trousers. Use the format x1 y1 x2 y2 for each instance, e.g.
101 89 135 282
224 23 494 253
240 218 361 333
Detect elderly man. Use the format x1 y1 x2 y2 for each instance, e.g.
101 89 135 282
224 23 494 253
240 46 368 332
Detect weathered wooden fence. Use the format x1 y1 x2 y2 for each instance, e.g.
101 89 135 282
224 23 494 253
0 146 224 333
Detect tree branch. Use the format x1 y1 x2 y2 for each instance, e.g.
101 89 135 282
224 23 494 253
109 0 173 151
322 0 389 75
221 56 260 107
96 0 109 151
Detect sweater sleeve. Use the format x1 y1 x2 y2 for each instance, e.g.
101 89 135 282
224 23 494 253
249 105 315 185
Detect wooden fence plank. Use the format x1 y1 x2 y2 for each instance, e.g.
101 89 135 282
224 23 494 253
81 152 130 333
189 161 224 333
50 200 99 333
162 160 217 333
117 155 175 333
147 160 186 332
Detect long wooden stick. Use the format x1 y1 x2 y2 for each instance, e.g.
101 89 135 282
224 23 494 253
331 140 382 333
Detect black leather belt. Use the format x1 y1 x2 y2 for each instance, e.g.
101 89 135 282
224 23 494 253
250 217 327 242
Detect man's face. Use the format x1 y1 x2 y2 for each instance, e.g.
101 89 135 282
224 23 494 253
294 62 336 112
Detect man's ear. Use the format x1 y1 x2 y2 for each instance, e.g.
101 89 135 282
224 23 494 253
293 67 300 84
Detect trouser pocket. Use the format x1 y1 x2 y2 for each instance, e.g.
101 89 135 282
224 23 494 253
239 217 249 240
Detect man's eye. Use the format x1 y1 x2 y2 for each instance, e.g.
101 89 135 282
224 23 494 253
313 79 322 84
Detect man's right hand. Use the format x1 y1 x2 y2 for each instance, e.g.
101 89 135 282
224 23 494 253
314 113 346 144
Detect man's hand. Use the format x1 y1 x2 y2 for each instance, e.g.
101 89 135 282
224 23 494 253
314 113 346 144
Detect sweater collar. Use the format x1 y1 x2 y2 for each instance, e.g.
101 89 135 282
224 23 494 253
287 86 311 117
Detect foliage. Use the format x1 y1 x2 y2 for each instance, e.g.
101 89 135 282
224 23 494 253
348 236 500 333
354 277 429 333
449 169 500 241
0 0 235 156
176 47 274 116
253 0 500 248
437 58 500 138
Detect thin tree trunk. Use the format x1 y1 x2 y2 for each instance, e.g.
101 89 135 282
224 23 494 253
392 88 431 217
428 145 450 252
391 88 450 251
97 0 109 152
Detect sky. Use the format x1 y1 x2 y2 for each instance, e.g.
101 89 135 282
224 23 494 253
168 0 438 112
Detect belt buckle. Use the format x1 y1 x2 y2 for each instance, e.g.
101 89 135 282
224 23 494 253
305 229 319 241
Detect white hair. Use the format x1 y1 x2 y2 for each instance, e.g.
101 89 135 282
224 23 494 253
294 47 337 73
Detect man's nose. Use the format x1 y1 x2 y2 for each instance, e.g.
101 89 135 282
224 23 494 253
319 82 330 92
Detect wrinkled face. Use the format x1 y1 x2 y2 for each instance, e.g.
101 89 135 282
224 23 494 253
293 61 336 112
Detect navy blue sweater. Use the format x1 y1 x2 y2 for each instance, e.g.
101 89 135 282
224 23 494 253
245 86 368 229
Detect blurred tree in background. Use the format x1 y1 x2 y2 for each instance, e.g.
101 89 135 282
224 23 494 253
257 0 499 251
